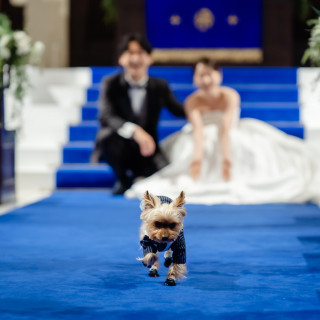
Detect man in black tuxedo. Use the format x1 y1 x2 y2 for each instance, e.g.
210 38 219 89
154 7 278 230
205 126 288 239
91 34 185 194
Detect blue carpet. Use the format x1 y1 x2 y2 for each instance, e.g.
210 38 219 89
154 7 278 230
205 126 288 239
1 191 320 319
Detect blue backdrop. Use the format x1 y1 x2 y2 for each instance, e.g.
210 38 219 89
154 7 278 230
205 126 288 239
146 0 263 48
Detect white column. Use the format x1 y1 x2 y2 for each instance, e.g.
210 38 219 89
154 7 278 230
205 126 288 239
10 0 70 67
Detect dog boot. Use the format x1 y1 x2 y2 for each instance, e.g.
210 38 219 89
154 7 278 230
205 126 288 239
164 257 173 268
149 268 159 277
165 277 176 286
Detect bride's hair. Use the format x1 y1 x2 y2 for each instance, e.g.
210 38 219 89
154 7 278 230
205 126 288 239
194 57 220 71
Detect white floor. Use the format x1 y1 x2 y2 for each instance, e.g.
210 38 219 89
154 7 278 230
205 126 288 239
0 190 51 216
1 67 320 215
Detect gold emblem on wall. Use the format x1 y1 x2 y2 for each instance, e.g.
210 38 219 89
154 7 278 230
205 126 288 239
170 15 181 26
228 15 239 26
194 8 214 32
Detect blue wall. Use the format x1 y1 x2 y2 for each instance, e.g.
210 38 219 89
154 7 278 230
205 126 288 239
146 0 263 48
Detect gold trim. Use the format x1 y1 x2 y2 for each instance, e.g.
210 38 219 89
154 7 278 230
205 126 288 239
152 49 263 64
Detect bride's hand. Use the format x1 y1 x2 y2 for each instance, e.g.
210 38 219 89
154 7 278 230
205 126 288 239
222 158 231 181
190 158 202 180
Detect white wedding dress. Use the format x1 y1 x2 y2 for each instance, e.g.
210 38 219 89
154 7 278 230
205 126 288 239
126 110 320 205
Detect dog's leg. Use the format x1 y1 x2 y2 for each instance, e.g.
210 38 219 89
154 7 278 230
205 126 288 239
139 252 158 268
149 257 160 277
164 249 173 268
138 253 159 277
165 263 187 286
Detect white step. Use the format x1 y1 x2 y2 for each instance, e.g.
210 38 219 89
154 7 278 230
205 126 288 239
26 67 91 104
21 104 80 122
16 169 56 191
17 102 81 146
16 144 62 171
18 126 68 146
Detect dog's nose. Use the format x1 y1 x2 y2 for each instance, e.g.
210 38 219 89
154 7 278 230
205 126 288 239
162 237 168 241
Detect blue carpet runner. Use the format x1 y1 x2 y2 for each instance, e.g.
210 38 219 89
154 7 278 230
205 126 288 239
56 67 304 188
1 191 320 319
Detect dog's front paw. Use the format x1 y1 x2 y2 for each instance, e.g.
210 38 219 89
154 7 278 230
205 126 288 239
164 257 173 268
164 277 176 286
149 269 159 277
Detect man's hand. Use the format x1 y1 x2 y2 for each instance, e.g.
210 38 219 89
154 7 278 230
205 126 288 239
222 158 232 181
190 158 202 180
133 126 156 157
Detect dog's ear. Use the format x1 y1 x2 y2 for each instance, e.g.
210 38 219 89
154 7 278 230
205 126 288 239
172 191 185 208
172 191 186 216
140 191 160 220
143 191 160 210
140 210 148 220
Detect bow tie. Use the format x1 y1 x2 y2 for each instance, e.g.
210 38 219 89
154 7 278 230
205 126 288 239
129 84 147 89
140 235 173 252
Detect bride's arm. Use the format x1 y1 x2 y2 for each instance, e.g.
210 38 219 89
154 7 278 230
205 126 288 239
185 98 204 179
220 89 240 180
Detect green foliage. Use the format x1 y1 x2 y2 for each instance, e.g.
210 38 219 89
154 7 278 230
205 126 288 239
0 13 12 32
101 0 117 25
302 6 320 66
295 0 313 22
313 5 320 16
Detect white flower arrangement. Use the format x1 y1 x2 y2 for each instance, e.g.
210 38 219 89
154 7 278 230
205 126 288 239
302 7 320 67
0 13 44 102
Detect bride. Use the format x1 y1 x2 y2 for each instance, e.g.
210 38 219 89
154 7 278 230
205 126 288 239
126 58 320 205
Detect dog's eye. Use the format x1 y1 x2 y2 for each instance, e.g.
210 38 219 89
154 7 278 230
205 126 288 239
154 221 162 228
169 223 176 229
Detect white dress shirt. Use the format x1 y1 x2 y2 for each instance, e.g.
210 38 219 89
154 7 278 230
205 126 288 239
117 74 149 139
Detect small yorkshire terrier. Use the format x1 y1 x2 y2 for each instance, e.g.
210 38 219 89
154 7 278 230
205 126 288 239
138 190 187 286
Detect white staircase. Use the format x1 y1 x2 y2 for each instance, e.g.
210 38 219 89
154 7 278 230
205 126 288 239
298 68 320 143
12 67 91 203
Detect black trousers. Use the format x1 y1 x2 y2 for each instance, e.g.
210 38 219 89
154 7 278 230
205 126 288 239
100 133 168 184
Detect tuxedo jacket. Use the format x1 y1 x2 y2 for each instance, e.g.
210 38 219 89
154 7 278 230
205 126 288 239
91 73 185 163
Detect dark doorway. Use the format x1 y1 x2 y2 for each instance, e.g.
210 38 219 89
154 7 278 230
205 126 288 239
69 0 117 66
0 0 23 30
69 0 146 67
